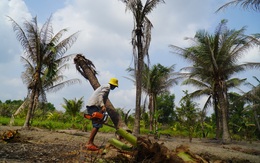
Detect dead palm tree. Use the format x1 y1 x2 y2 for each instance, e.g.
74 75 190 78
74 54 128 130
120 0 165 135
9 15 80 128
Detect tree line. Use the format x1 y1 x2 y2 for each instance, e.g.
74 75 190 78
1 86 259 141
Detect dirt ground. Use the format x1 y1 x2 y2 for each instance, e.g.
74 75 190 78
0 125 260 163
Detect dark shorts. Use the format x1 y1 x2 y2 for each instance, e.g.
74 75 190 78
85 106 102 128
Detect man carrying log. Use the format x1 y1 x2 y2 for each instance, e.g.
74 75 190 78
84 78 119 151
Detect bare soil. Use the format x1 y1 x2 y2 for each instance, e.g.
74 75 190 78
0 125 259 163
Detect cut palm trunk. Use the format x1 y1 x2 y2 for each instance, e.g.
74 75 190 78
109 138 133 151
116 128 137 147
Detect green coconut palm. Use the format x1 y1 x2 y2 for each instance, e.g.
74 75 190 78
170 19 258 143
9 15 80 128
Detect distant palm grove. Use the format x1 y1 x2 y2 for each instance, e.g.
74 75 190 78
0 0 259 143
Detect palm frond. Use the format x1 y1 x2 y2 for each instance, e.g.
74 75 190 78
226 78 247 89
8 16 34 59
20 56 35 86
24 17 40 61
202 96 213 113
54 31 80 57
182 78 210 89
40 15 53 44
46 78 81 93
243 62 260 69
216 0 260 12
142 16 152 57
143 0 165 15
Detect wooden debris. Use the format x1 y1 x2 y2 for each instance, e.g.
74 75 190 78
1 130 19 142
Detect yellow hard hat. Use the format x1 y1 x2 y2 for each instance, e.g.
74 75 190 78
109 78 118 87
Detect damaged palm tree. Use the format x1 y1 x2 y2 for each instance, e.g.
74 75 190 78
74 54 128 130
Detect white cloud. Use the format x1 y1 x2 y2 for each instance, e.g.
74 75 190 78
0 0 259 113
0 0 31 63
242 47 260 62
110 86 136 111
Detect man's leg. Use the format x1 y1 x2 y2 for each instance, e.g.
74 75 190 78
87 127 99 146
85 106 102 150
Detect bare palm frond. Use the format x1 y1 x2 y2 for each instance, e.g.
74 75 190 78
40 15 53 44
143 0 165 15
54 31 80 57
8 16 34 59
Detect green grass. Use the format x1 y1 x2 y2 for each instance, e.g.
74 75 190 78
0 116 217 139
0 116 116 133
0 116 10 126
0 116 25 126
32 120 73 130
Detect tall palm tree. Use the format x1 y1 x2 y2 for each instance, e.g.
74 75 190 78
217 0 260 12
9 15 80 128
120 0 165 135
62 97 84 121
170 19 258 143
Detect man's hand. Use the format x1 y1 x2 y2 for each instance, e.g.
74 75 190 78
101 106 106 113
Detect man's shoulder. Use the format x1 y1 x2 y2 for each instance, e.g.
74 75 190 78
100 84 110 90
101 83 110 87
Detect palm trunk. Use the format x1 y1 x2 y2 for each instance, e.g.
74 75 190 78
218 81 231 143
133 28 143 135
23 89 36 128
148 94 154 131
220 97 230 143
31 89 39 121
253 107 260 138
116 128 137 146
213 85 222 139
74 54 128 130
199 112 206 138
109 138 133 151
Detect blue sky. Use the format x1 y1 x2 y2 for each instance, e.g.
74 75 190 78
0 0 259 115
